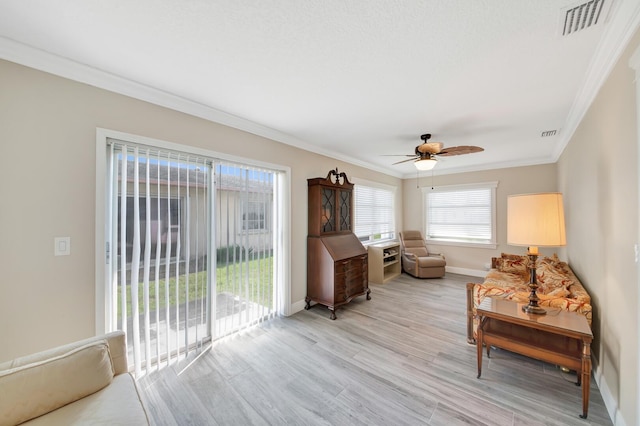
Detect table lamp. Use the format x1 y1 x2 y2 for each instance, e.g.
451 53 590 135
507 192 566 315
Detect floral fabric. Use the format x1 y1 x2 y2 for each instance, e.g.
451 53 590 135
470 253 592 340
494 256 529 276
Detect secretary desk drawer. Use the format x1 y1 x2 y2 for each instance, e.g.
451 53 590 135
334 254 368 299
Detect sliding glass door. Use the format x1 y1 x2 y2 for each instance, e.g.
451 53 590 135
105 138 281 377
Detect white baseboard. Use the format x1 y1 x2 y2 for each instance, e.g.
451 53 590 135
593 357 628 426
288 299 307 316
445 266 486 278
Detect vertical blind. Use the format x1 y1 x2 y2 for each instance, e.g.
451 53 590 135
106 140 280 377
425 187 492 243
354 184 395 242
213 164 279 339
108 142 212 377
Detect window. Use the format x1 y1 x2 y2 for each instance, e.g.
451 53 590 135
423 182 497 247
353 179 396 243
242 199 267 231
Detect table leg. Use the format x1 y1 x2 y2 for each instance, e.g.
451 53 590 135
580 339 591 419
476 317 485 378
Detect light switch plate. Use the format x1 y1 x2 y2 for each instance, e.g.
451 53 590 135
54 237 71 256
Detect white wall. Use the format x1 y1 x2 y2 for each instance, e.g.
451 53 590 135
558 27 640 426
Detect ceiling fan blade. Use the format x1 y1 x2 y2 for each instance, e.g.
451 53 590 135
381 154 417 157
437 146 484 156
392 157 418 165
416 142 444 154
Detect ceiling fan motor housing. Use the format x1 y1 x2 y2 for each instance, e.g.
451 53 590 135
415 145 433 159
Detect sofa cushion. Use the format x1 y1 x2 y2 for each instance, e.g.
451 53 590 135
500 258 528 275
500 252 529 261
539 253 561 266
0 341 114 426
536 261 573 295
21 373 149 425
496 253 529 276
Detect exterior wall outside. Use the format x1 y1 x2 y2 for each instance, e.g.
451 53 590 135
120 185 269 274
215 189 272 254
0 59 402 361
558 27 640 426
124 182 209 259
121 156 273 256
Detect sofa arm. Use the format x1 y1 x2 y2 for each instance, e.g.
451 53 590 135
0 331 127 375
402 250 416 260
0 340 116 425
104 331 128 376
401 252 417 275
401 251 418 265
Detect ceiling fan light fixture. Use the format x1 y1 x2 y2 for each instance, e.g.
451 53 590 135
414 158 437 171
389 132 482 169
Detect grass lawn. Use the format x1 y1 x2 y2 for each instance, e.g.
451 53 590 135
118 256 274 317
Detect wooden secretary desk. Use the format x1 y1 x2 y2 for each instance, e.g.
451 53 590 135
305 168 370 319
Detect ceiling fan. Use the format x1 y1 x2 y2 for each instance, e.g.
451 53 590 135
390 134 484 170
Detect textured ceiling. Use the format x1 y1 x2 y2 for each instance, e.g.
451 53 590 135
1 1 639 177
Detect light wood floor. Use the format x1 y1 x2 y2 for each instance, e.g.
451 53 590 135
137 273 612 426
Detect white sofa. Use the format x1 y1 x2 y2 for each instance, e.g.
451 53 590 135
0 331 149 425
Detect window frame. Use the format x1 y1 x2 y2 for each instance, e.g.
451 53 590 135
352 177 397 245
422 181 498 249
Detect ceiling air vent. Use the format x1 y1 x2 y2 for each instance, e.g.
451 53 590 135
541 130 557 137
561 0 607 36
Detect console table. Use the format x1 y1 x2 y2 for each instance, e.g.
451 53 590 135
476 297 593 419
367 241 401 284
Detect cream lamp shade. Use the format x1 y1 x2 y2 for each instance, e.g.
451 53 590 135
414 158 437 171
507 192 566 254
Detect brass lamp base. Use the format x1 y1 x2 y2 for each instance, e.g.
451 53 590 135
522 303 547 315
522 250 546 315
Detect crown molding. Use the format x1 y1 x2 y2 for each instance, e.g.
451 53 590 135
0 36 405 179
0 37 299 145
629 40 640 71
0 34 524 180
554 0 640 161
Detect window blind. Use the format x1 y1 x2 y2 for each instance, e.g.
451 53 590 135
354 184 395 242
213 164 278 339
425 187 493 244
108 142 212 377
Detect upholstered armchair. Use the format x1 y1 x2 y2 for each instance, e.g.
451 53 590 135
399 230 446 278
